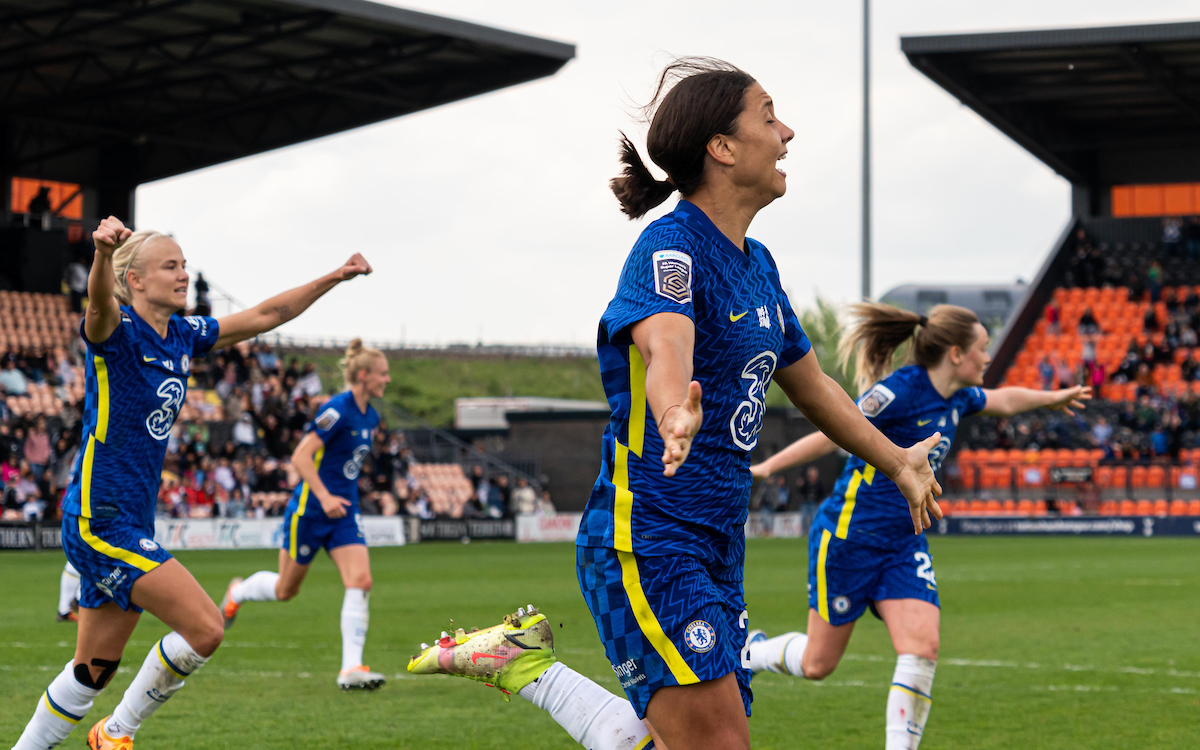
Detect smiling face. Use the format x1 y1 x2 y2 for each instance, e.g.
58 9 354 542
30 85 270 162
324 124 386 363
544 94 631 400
951 323 992 387
722 82 794 204
356 355 391 399
129 237 189 312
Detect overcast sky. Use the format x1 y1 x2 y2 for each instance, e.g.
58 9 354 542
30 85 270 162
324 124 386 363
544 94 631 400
136 1 1197 346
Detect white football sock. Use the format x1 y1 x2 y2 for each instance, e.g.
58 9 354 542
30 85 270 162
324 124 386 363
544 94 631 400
13 659 103 750
886 654 936 750
748 631 808 676
340 588 369 671
58 563 81 616
231 571 280 603
518 662 654 750
106 632 209 739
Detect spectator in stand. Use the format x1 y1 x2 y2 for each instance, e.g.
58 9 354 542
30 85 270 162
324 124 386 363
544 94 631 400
511 477 538 515
492 474 511 516
1183 352 1198 382
792 465 824 533
1088 359 1106 399
536 489 556 516
293 362 322 399
232 413 257 450
1044 301 1061 335
66 256 89 313
1162 217 1183 257
1038 355 1055 390
23 416 51 480
1186 217 1200 259
0 359 28 396
405 490 435 519
256 343 279 374
1055 355 1074 389
1078 308 1099 335
1147 260 1163 302
193 271 211 316
27 187 51 217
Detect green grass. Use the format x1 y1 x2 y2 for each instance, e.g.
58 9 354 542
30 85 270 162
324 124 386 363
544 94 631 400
300 353 607 426
3 538 1198 748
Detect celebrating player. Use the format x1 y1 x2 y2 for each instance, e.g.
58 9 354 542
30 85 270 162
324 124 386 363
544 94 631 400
744 302 1089 750
407 57 943 750
12 217 371 750
220 339 390 691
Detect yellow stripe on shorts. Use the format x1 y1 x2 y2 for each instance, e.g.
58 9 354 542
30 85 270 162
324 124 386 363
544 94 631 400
617 550 699 685
78 517 159 573
816 529 833 622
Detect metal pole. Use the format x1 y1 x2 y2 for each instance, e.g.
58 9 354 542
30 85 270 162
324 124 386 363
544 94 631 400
861 0 871 300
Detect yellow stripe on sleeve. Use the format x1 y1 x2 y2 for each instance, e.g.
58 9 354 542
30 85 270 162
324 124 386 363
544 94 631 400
288 511 300 560
296 447 324 516
613 442 634 552
93 355 109 443
628 346 646 457
835 465 875 540
816 529 833 622
78 516 160 573
617 550 699 685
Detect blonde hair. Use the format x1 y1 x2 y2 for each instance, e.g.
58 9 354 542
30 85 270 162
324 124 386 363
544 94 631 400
111 231 170 305
340 338 385 389
837 302 981 394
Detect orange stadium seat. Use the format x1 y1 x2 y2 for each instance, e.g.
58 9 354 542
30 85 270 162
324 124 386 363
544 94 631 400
1099 501 1118 516
1189 500 1200 516
1154 499 1169 517
1169 500 1189 517
1135 499 1154 516
1120 499 1137 516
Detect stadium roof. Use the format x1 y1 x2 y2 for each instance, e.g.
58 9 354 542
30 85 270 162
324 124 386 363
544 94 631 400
0 0 574 208
901 21 1200 187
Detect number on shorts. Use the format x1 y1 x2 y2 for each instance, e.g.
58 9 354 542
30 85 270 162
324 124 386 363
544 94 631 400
914 552 937 587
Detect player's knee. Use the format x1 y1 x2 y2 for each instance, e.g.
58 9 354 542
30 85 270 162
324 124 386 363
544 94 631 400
918 634 939 661
276 580 300 601
801 652 840 681
190 616 224 657
349 574 372 591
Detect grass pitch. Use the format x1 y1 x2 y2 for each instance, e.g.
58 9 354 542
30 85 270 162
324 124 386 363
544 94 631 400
2 537 1198 748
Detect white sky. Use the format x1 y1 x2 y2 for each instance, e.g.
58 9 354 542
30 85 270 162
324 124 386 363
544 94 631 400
136 1 1198 345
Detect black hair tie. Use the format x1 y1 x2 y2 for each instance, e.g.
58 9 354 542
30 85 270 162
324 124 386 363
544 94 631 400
918 315 929 327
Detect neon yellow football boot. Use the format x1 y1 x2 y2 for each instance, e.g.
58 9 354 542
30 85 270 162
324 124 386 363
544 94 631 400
407 605 555 699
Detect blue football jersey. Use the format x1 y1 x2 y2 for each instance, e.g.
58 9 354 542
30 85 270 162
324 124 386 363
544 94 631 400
578 200 812 577
62 308 219 528
815 365 987 550
287 390 379 519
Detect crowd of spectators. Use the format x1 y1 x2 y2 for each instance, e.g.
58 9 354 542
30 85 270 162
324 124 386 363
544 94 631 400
0 298 550 523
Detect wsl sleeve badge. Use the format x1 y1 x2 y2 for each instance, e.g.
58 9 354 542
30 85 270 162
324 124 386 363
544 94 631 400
858 383 896 418
684 619 717 653
315 407 340 431
652 250 693 304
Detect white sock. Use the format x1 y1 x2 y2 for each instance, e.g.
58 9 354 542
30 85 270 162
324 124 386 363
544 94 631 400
886 654 937 750
231 571 279 603
106 632 210 739
517 662 654 750
748 631 808 676
13 659 103 750
340 588 369 671
58 564 80 616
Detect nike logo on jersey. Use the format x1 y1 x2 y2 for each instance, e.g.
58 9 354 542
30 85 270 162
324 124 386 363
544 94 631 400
917 419 932 426
729 311 749 322
142 355 156 363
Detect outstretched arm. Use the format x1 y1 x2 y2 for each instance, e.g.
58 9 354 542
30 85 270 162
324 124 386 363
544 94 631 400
630 312 703 477
291 432 349 519
980 385 1091 417
214 253 372 349
750 431 837 479
773 353 942 534
84 216 132 344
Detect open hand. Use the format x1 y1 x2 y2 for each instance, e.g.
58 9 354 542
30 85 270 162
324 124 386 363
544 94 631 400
339 253 373 280
659 381 703 477
892 433 944 535
1048 385 1091 416
93 216 131 258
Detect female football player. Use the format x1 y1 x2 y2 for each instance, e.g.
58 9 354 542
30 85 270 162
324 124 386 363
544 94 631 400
407 57 943 750
745 302 1089 750
220 339 390 691
12 216 371 750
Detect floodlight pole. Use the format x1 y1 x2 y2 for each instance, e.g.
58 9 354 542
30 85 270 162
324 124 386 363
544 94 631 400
861 0 872 300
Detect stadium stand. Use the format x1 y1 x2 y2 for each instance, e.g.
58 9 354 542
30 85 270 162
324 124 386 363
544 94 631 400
0 290 541 524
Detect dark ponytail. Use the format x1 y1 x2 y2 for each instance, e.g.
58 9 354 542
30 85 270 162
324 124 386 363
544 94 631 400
610 57 756 219
838 302 981 394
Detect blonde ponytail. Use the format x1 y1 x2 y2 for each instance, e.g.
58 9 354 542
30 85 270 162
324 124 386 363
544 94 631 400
340 338 385 389
110 231 169 305
838 302 980 394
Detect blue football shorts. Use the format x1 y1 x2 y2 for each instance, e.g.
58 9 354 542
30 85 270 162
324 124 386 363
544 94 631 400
61 514 173 613
281 508 365 565
807 523 939 626
577 545 752 719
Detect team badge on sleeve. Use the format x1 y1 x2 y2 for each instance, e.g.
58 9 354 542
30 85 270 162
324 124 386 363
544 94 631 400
652 250 693 304
859 383 896 417
315 407 340 431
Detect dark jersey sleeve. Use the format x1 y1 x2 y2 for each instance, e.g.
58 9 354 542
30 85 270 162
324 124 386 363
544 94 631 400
183 315 220 357
311 399 348 446
960 385 988 417
601 240 696 345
